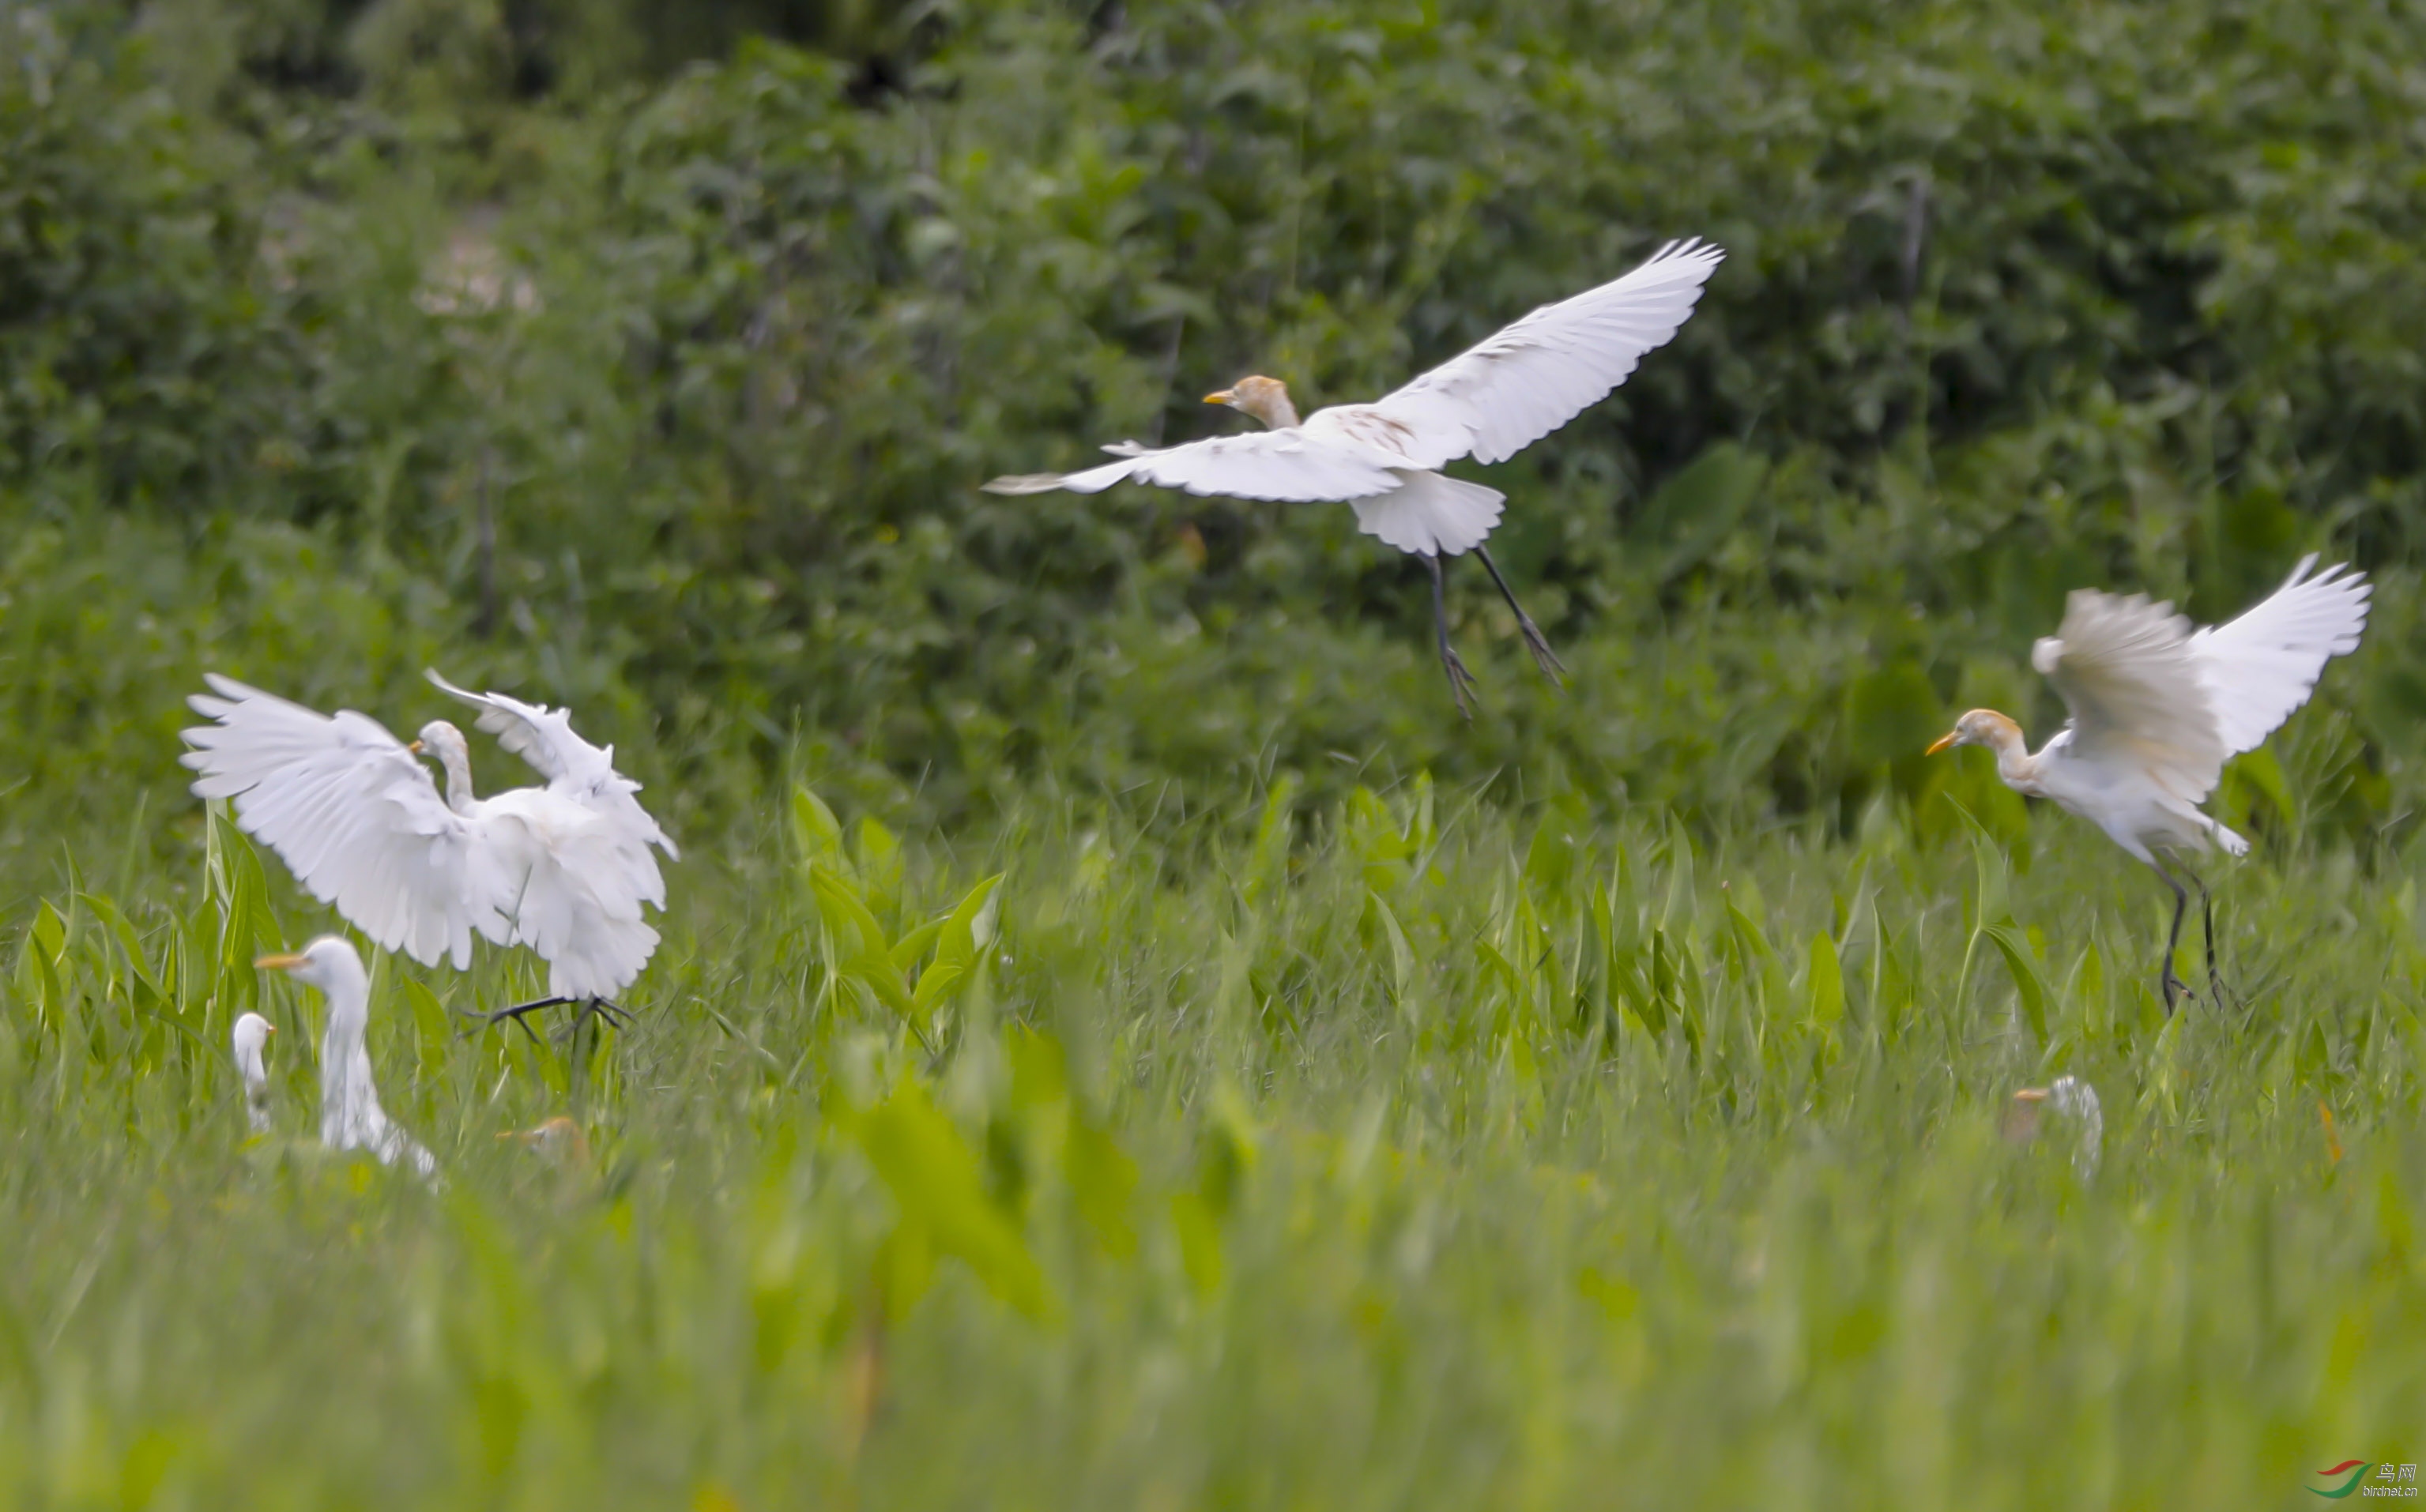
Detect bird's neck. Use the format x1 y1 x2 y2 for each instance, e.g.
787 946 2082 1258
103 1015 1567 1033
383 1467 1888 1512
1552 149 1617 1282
1246 392 1301 429
1983 724 2044 792
436 747 478 814
318 976 381 1131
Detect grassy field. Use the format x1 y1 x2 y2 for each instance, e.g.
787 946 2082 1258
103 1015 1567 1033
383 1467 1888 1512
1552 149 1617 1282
2 714 2421 1508
7 0 2426 1503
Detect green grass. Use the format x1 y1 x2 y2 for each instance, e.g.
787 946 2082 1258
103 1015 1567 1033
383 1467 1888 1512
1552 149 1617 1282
2 746 2420 1509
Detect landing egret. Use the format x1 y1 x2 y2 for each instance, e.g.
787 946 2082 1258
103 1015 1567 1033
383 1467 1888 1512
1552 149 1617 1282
2006 1077 2104 1179
1929 555 2369 1009
183 671 678 1036
255 938 437 1179
985 239 1725 715
232 1012 274 1134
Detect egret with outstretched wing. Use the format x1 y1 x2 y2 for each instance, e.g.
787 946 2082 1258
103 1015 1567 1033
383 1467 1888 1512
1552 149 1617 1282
985 239 1725 715
1928 556 2369 1009
183 671 677 1036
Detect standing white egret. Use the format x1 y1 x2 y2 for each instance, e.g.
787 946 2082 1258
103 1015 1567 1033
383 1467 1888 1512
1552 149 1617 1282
232 1011 274 1134
182 670 678 1036
255 938 437 1179
985 239 1725 715
2007 1077 2104 1179
1929 555 2369 1009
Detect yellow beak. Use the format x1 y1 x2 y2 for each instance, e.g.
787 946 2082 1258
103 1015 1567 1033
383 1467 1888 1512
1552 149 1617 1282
407 739 424 754
2011 1087 2048 1104
254 953 307 972
1203 389 1234 405
1926 731 1959 756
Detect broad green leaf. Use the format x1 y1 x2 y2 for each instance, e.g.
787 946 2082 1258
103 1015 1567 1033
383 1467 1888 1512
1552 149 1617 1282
856 1080 1052 1321
1983 923 2049 1042
789 786 842 863
888 918 946 975
1066 1115 1139 1259
1170 1190 1223 1298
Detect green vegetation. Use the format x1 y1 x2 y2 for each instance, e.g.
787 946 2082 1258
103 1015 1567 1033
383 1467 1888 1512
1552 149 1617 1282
2 0 2422 1504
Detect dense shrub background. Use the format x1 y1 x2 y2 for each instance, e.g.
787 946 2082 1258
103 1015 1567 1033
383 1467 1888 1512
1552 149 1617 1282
4 0 2422 846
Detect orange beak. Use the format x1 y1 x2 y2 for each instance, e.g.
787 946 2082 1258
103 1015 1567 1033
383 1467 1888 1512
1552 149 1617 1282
254 953 307 972
1203 389 1234 405
1926 730 1960 756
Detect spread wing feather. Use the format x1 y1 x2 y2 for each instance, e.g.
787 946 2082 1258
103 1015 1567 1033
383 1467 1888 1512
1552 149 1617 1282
424 670 679 865
2031 592 2228 803
983 431 1403 503
2186 555 2370 757
180 675 512 969
1360 239 1726 468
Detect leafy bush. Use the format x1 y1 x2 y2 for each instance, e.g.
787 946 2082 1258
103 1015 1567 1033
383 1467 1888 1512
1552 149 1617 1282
2 0 2421 836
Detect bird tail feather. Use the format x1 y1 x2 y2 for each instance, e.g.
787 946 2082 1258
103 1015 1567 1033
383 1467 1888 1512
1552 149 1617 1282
1350 472 1506 557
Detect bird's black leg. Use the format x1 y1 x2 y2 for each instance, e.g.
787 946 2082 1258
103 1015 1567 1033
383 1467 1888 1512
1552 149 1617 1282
454 995 583 1036
1474 545 1567 683
557 997 633 1043
2191 872 2235 1008
2149 859 2190 1014
1427 551 1479 720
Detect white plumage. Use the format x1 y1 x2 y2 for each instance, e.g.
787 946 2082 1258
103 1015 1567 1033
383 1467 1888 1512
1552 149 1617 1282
2010 1077 2103 1179
183 671 677 1021
232 1011 274 1135
1933 555 2370 1007
257 938 436 1179
985 239 1726 712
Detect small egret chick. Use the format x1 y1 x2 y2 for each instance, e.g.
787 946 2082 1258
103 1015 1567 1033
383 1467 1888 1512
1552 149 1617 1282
1930 556 2368 1010
232 1012 275 1134
2006 1077 2104 1179
501 1115 592 1168
986 240 1725 717
255 938 437 1179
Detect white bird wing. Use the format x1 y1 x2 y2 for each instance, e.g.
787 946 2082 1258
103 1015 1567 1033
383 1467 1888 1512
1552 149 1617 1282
424 670 679 863
181 675 514 969
2030 589 2228 803
1352 238 1726 469
480 792 666 999
981 431 1404 502
2186 555 2370 756
424 671 676 999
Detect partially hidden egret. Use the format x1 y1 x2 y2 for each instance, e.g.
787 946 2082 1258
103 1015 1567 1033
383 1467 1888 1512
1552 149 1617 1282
984 239 1725 716
503 1115 593 1168
2006 1076 2104 1179
183 670 678 1036
255 937 437 1179
232 1011 274 1134
1929 555 2369 1009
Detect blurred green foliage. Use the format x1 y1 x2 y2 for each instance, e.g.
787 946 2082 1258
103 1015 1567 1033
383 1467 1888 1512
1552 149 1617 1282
4 0 2421 837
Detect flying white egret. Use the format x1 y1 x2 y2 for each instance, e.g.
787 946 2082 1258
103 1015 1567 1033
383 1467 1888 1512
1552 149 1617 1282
255 937 437 1179
182 670 678 1036
232 1011 274 1134
1930 555 2369 1009
2006 1076 2104 1179
984 239 1726 715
